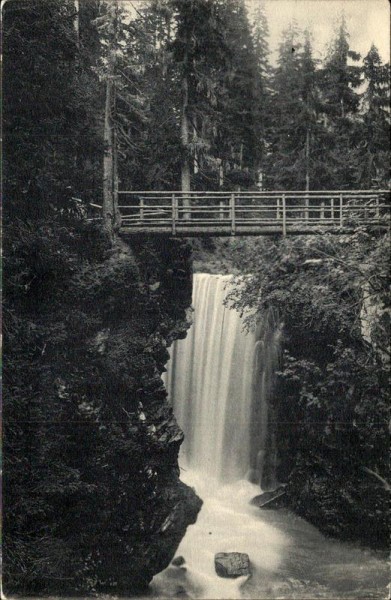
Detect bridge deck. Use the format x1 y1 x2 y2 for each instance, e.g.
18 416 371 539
115 191 389 237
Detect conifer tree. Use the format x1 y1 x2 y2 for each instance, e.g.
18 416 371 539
358 45 390 188
3 0 102 220
266 21 306 189
299 30 337 191
318 16 363 188
212 0 262 189
321 16 362 118
251 1 272 189
129 0 180 189
252 1 270 80
170 0 226 193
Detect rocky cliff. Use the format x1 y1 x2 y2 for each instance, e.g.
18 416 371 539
3 220 201 594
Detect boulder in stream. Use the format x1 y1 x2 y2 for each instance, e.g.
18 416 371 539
214 552 251 578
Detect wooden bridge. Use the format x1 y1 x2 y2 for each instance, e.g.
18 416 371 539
114 190 389 237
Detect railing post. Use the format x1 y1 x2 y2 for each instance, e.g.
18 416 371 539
183 194 190 221
140 197 144 221
376 195 380 220
172 193 176 235
331 198 335 221
320 201 325 220
220 200 224 220
339 193 343 227
282 194 286 236
276 197 281 220
230 193 236 235
175 193 179 221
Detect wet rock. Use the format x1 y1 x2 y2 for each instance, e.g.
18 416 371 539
172 556 186 567
214 552 251 578
139 479 201 586
250 486 286 509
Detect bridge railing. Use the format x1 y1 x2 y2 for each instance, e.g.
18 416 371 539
117 190 390 235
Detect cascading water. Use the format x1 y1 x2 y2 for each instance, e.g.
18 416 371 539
151 273 389 600
164 273 281 486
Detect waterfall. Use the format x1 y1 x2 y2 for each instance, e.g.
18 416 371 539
164 273 282 487
250 310 283 490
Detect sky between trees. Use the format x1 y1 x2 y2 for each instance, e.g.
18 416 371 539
247 0 390 64
127 0 389 65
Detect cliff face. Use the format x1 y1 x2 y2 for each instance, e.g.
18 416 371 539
4 221 201 594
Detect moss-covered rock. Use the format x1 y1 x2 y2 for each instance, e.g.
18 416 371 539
284 448 389 549
3 221 201 594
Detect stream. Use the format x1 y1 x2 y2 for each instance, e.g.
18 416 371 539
149 470 389 599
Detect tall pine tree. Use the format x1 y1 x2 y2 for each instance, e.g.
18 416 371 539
251 1 271 189
358 44 390 188
212 0 263 189
170 0 227 192
266 21 307 189
318 16 363 188
3 0 103 220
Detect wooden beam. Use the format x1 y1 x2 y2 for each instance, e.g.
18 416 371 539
231 193 236 235
172 194 176 236
282 194 286 236
339 193 343 227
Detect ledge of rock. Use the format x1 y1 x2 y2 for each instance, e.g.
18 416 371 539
214 552 251 578
250 486 286 509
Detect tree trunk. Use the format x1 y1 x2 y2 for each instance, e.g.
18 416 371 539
181 49 190 219
74 0 79 40
218 159 224 188
102 1 120 237
305 128 310 220
113 123 120 228
103 76 115 234
193 115 198 174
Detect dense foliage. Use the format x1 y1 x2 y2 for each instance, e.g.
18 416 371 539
227 230 390 546
3 0 201 594
3 0 103 219
4 213 200 592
